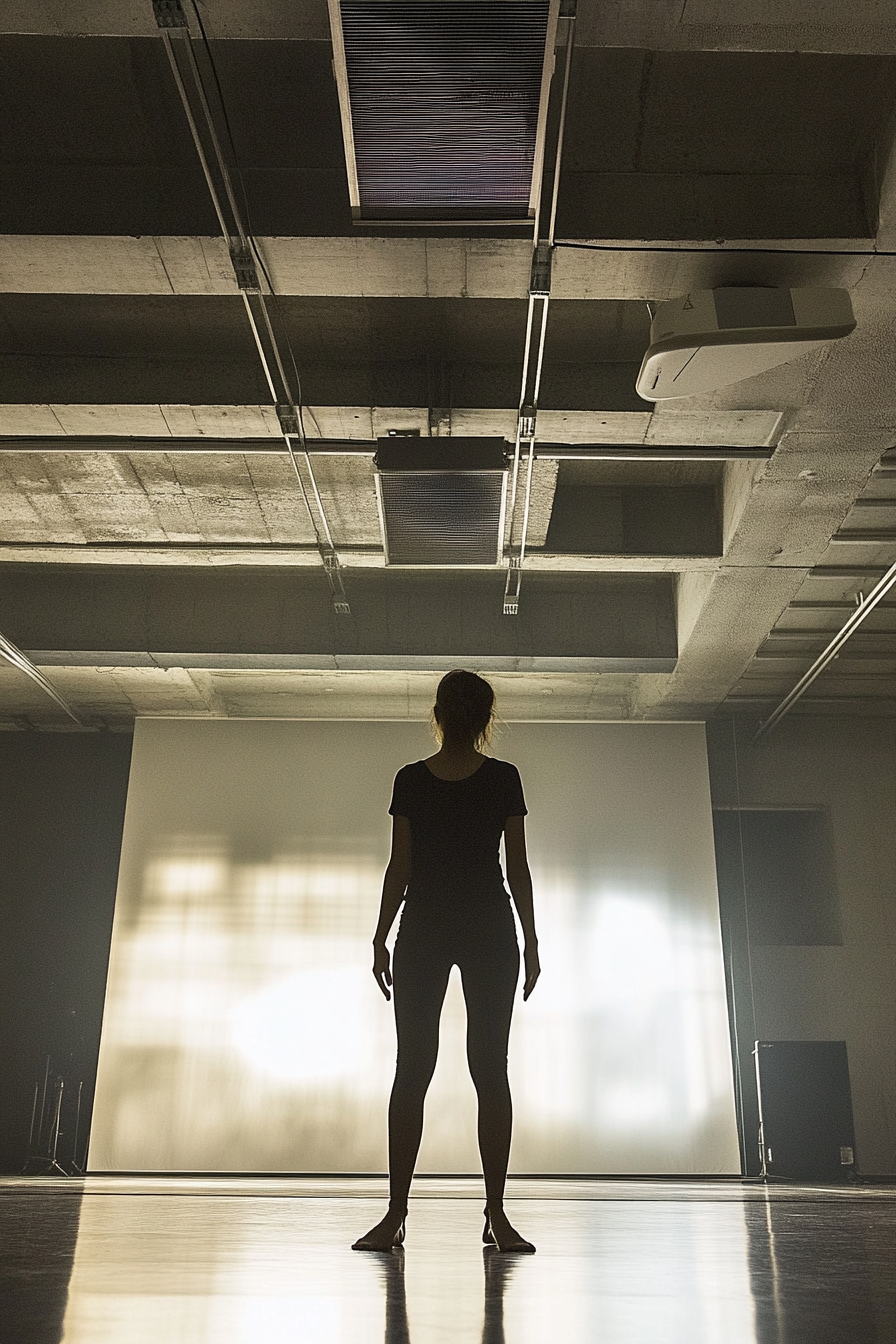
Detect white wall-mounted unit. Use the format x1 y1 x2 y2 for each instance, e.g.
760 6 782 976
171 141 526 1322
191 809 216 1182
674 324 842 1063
635 287 856 401
329 0 559 224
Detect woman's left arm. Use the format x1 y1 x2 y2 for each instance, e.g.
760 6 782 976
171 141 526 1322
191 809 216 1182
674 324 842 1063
504 815 541 1000
371 815 412 1001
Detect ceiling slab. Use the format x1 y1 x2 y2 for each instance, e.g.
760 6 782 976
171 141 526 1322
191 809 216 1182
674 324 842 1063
0 408 783 445
0 567 677 668
3 2 896 727
3 37 893 238
0 664 644 730
3 0 896 53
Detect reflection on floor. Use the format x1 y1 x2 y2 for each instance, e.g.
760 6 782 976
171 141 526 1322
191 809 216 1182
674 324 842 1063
1 1178 895 1344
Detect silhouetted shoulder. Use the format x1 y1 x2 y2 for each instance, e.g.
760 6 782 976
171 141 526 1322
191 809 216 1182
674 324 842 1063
388 761 427 817
488 758 528 818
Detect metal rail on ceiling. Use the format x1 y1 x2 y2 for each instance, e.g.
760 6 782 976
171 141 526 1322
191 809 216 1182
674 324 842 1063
503 1 577 616
0 631 84 725
153 0 350 615
755 557 896 739
0 438 776 461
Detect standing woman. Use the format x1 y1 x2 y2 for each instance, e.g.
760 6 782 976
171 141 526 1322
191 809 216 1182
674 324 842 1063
353 670 540 1253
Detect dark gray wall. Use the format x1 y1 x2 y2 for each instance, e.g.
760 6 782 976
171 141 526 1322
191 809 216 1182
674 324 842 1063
0 732 132 1175
707 715 896 1177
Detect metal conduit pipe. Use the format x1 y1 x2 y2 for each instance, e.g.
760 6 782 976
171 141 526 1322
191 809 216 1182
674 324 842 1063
504 1 577 615
755 556 896 740
0 439 775 461
0 631 84 725
155 0 350 614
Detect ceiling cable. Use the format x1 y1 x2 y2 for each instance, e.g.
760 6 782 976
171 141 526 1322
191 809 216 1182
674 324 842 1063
555 241 896 258
504 2 576 615
154 0 350 614
0 632 84 725
547 3 576 252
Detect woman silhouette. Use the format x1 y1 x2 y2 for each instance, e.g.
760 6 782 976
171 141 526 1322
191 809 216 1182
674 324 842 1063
353 670 540 1253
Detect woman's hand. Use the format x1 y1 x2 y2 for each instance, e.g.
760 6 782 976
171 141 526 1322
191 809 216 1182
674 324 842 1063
373 941 393 1001
522 942 541 1001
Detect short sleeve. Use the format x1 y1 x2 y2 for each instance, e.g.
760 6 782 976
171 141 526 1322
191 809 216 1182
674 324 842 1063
389 764 413 817
503 763 527 818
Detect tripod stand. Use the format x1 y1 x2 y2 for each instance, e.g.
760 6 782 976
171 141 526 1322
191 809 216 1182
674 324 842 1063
22 1057 76 1176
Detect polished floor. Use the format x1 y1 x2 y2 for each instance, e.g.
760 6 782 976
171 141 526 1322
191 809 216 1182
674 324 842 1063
1 1177 895 1344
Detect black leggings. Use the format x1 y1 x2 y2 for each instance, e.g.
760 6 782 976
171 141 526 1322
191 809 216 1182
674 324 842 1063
388 899 520 1213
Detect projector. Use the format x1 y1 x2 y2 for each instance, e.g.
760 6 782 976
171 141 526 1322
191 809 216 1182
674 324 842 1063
635 286 856 400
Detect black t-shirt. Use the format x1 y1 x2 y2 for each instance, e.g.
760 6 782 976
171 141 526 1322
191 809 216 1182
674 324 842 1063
390 757 527 907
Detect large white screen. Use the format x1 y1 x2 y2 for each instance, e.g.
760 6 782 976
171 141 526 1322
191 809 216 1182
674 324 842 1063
90 719 739 1173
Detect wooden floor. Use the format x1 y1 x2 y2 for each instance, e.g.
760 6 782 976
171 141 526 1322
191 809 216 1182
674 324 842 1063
2 1177 895 1343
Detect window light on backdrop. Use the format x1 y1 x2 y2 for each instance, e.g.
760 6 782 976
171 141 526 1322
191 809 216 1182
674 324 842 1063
89 719 739 1174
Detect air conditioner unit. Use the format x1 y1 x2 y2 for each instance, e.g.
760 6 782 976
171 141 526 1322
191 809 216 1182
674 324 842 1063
635 287 856 401
374 438 508 566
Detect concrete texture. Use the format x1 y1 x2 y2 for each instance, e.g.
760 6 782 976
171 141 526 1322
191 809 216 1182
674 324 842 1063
545 469 721 557
2 0 896 726
0 294 652 411
2 37 894 237
5 0 896 55
0 234 878 300
0 567 676 662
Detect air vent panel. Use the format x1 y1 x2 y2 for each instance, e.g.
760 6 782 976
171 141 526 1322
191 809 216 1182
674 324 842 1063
332 0 557 222
375 438 508 565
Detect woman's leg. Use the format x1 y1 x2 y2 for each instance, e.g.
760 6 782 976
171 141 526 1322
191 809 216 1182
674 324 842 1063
459 908 520 1211
388 924 453 1213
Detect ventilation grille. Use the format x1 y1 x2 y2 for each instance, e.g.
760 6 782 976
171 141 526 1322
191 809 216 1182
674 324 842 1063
332 0 556 221
376 438 507 565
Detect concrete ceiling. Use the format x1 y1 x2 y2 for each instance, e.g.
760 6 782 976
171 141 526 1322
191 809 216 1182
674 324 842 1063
1 0 896 729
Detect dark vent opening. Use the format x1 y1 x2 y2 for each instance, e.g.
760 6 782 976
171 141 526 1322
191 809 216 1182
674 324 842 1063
338 0 552 220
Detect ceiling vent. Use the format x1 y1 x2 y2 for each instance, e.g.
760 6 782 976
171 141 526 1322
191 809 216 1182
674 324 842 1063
635 287 856 400
329 0 559 223
375 438 508 565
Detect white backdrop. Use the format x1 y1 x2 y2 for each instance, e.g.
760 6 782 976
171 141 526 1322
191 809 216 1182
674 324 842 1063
89 719 739 1173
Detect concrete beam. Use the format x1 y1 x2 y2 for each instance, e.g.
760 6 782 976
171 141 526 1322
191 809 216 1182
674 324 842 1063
0 547 721 574
0 406 782 445
0 664 648 728
0 446 733 569
0 235 874 299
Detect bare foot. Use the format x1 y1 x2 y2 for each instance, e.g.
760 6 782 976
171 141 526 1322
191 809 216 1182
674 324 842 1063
485 1207 535 1253
352 1208 406 1251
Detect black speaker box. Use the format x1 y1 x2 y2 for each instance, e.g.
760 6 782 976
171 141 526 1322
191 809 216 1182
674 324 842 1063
753 1040 856 1180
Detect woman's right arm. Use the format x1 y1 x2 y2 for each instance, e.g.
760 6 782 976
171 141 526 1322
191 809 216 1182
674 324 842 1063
504 814 541 1001
372 815 411 1000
